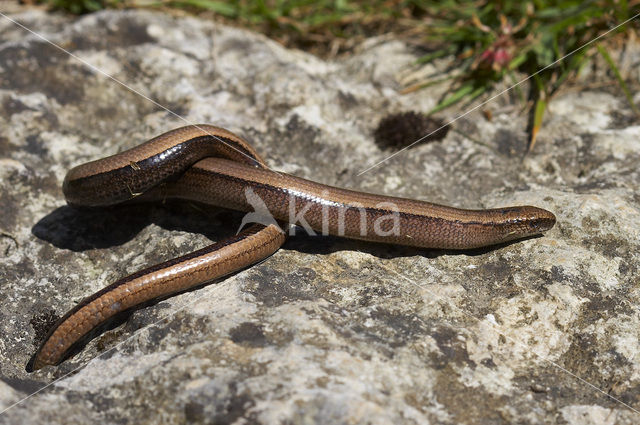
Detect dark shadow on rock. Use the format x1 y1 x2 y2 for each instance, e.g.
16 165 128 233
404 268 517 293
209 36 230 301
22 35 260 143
1 375 46 394
282 228 542 260
32 204 152 251
31 201 245 252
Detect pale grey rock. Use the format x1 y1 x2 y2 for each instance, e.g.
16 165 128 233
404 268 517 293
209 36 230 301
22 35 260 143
1 3 640 425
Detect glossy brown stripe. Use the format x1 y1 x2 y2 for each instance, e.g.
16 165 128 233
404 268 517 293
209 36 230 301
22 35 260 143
28 125 555 371
28 125 284 371
64 125 265 206
149 157 556 249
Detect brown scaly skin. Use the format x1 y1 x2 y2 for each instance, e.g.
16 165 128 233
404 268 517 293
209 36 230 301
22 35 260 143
28 125 555 371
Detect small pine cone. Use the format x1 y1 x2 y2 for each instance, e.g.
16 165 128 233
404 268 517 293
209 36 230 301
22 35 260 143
374 111 449 150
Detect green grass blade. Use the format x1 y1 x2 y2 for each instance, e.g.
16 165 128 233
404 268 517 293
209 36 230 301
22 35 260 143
170 0 238 15
529 95 547 152
416 46 456 64
428 82 476 115
596 43 640 116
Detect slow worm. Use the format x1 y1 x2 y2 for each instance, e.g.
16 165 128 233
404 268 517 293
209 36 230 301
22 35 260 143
27 125 555 371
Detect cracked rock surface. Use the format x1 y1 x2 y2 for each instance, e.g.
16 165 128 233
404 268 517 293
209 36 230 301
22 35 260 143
1 4 640 424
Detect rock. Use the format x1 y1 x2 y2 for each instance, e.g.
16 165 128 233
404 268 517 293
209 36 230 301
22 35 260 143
1 4 639 424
